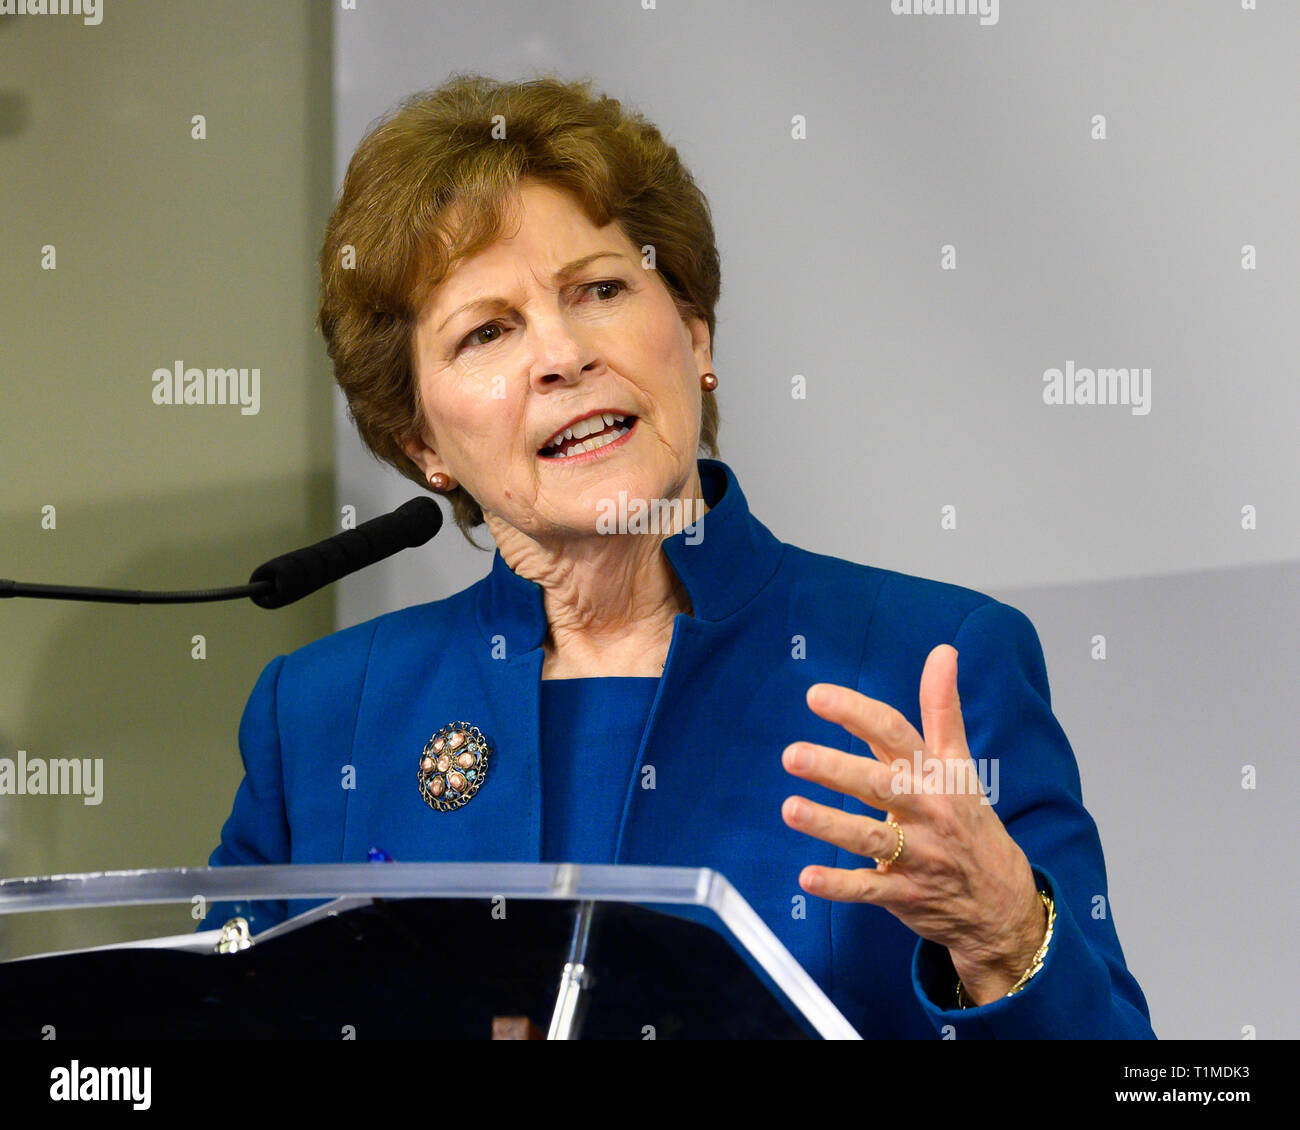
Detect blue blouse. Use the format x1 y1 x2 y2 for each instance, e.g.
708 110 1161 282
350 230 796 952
538 677 660 863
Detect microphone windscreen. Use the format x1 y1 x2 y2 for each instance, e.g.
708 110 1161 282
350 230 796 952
248 497 443 609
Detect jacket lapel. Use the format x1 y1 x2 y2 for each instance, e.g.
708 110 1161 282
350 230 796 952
343 459 782 871
341 603 544 864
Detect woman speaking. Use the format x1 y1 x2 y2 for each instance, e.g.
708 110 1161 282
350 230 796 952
206 73 1154 1040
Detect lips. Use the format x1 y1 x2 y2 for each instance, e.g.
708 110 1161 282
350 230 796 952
538 410 636 459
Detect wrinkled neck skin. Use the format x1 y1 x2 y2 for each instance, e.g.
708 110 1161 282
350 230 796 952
484 466 710 677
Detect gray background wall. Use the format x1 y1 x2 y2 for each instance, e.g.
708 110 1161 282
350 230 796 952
0 1 334 954
333 1 1298 1039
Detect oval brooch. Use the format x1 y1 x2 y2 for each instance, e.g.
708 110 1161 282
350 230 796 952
417 722 491 812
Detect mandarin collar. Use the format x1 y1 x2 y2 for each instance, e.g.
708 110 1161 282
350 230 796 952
474 458 785 652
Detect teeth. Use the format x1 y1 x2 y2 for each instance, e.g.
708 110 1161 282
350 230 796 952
547 425 630 458
543 412 630 451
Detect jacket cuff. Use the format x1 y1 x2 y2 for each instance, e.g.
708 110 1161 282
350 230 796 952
910 864 1114 1038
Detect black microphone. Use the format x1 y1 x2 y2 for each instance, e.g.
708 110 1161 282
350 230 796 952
248 497 443 608
0 497 444 608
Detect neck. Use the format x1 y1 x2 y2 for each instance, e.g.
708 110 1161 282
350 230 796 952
485 468 710 664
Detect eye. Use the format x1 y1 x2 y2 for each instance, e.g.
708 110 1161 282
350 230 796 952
456 280 625 352
582 279 625 302
460 322 503 350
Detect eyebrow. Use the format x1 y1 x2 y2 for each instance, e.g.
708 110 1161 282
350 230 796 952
435 252 631 334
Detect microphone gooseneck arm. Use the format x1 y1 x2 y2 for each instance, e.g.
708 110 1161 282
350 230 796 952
0 496 444 609
0 579 269 605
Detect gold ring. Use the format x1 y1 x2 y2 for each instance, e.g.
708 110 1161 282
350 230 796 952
873 818 904 872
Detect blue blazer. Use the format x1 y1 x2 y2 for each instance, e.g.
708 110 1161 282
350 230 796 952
206 458 1155 1039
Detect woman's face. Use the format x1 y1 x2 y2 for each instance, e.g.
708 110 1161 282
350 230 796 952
404 180 713 543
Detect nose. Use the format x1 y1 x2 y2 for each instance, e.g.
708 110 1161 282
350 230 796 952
527 305 599 389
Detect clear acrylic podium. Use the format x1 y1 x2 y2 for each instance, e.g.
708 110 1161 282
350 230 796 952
0 863 861 1040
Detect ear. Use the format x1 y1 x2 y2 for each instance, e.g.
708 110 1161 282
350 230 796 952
684 313 713 375
399 429 454 487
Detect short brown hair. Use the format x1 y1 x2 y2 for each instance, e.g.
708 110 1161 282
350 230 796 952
318 73 722 546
